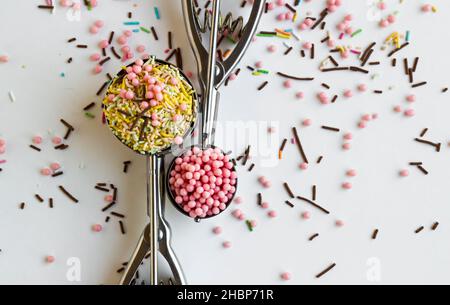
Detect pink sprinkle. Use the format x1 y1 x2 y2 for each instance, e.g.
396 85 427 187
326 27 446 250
283 80 292 88
399 169 410 177
346 169 357 177
342 182 352 190
90 53 101 62
32 136 43 145
0 55 9 63
99 40 109 49
92 224 103 232
41 168 52 176
404 109 415 117
267 45 277 53
302 118 312 127
335 220 345 227
406 94 416 103
50 162 61 171
344 89 353 98
296 91 305 99
94 20 104 28
301 211 311 220
281 272 291 281
422 4 432 12
46 256 55 263
268 210 277 218
393 105 402 113
357 84 367 92
213 226 223 235
89 26 99 34
52 136 62 145
93 65 103 74
343 133 353 141
222 241 232 249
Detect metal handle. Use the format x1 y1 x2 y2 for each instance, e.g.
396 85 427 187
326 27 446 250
147 154 162 285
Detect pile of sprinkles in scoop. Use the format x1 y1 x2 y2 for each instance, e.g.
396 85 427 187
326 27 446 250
102 57 197 154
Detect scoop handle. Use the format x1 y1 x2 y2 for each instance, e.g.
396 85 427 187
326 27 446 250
147 154 162 285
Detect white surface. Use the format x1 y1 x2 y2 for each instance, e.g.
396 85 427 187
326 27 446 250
1 0 450 285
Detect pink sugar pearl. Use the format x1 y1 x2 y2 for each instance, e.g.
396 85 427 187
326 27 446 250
406 94 416 102
404 109 415 117
99 40 109 49
50 162 61 171
89 26 99 34
301 211 311 220
0 147 5 154
358 84 367 92
303 42 313 50
94 20 104 28
346 169 357 177
222 241 232 249
378 2 387 10
379 19 389 28
249 220 257 228
90 53 101 61
283 80 292 88
0 139 5 147
268 210 277 218
105 195 114 203
261 202 269 209
267 45 277 53
393 105 402 113
399 169 410 177
234 197 243 204
302 119 312 127
422 4 432 12
387 15 396 24
343 133 353 141
174 136 184 145
255 61 263 68
276 0 284 6
344 90 353 98
32 136 43 145
342 182 352 190
281 272 291 281
358 121 367 129
52 136 62 145
213 226 223 235
93 65 103 74
295 91 305 99
0 55 9 63
299 162 308 170
336 220 345 227
41 168 52 176
92 224 103 232
342 143 351 150
46 256 55 263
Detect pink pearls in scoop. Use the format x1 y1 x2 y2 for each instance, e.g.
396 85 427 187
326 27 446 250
169 147 237 219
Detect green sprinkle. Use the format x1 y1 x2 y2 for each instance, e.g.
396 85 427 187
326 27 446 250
124 21 140 26
246 220 253 232
406 31 410 42
154 7 161 20
85 112 95 119
351 29 363 37
140 27 151 34
257 69 270 75
226 36 237 44
256 33 276 38
60 72 65 77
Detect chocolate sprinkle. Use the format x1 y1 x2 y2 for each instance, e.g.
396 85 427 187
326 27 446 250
58 186 79 203
316 263 336 278
283 183 295 199
297 196 330 214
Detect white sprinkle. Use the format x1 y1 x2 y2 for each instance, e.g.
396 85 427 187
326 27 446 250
8 91 16 102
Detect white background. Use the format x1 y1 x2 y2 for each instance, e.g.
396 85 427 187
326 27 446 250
1 0 450 285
